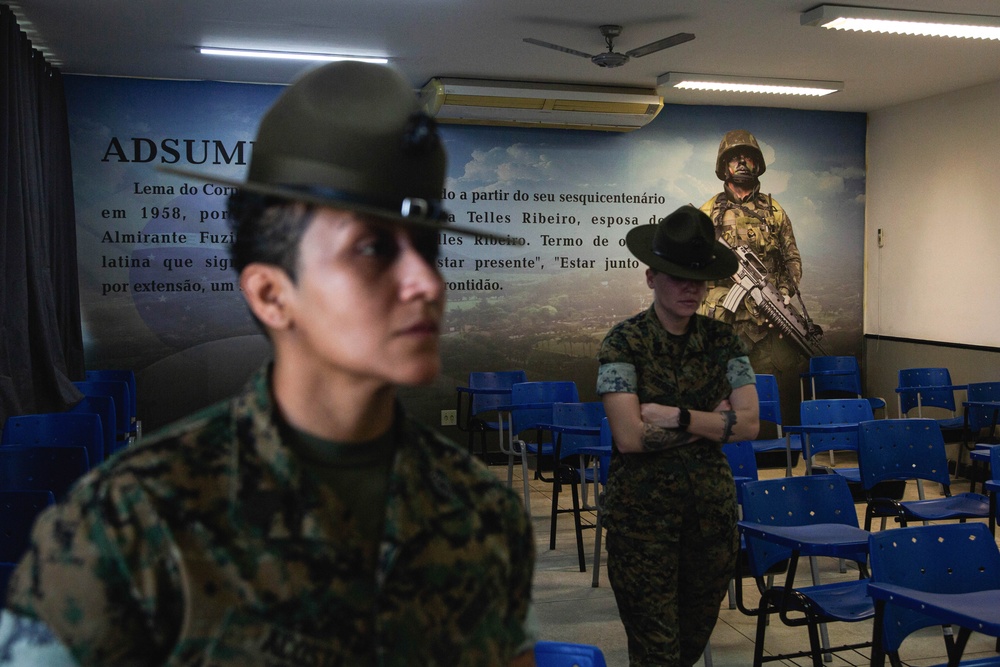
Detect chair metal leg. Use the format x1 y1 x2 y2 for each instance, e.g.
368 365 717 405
519 446 531 516
570 477 586 572
702 640 713 667
591 506 604 588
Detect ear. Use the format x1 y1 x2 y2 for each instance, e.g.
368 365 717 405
240 263 295 331
645 267 656 289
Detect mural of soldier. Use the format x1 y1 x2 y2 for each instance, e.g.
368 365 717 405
699 129 815 422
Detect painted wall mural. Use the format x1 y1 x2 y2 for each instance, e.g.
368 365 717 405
64 75 866 433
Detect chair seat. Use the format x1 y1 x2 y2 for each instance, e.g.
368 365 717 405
522 442 553 456
793 579 874 622
971 448 991 463
934 415 967 430
828 467 860 484
751 436 802 453
919 658 1000 667
898 493 989 522
984 480 1000 494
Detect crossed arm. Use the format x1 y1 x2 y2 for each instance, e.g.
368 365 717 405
602 382 759 454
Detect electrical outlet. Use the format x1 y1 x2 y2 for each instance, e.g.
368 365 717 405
440 409 457 426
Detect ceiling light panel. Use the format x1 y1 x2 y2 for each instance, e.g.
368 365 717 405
801 5 1000 39
199 48 388 63
657 73 843 97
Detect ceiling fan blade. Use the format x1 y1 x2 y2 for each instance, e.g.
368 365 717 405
625 32 695 58
523 38 594 59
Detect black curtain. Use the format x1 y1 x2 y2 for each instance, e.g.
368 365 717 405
1 5 85 424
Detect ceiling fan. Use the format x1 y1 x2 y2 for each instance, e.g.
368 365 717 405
523 24 695 69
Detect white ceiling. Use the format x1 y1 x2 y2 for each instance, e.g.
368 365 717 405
10 0 1000 113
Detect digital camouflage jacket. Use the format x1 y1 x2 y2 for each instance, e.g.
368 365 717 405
7 367 535 667
596 309 752 539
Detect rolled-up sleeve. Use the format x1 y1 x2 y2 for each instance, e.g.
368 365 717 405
596 362 637 395
727 355 755 389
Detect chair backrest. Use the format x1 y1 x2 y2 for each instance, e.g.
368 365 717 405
722 440 759 504
509 381 579 435
85 369 137 418
808 355 862 397
740 475 863 576
869 522 1000 652
467 371 527 417
857 418 950 490
0 445 89 500
756 373 783 427
597 417 612 487
66 394 118 458
550 402 606 460
896 367 959 416
534 640 608 667
1 413 104 468
966 381 1000 431
73 380 132 437
0 490 55 562
799 398 873 458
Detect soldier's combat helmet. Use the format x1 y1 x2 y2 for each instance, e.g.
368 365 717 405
714 129 766 181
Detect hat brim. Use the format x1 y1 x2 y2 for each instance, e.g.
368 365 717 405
157 165 505 241
625 224 738 280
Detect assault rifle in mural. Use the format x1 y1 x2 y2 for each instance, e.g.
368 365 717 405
717 237 828 358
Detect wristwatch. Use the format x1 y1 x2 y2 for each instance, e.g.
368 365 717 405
677 407 691 431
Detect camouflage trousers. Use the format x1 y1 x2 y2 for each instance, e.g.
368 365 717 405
605 471 738 667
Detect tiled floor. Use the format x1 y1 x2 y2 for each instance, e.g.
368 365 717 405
495 448 1000 666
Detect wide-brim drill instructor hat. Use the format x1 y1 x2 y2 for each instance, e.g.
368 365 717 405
162 61 471 234
625 205 738 280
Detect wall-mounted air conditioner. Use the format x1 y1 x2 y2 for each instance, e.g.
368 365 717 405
419 78 664 132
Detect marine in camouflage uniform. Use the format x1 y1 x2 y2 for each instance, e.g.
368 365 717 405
0 62 538 666
4 365 535 667
699 130 804 415
597 206 758 667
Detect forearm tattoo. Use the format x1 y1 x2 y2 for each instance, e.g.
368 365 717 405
720 410 737 442
642 423 692 452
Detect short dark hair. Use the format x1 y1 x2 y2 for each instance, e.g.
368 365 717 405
226 190 315 281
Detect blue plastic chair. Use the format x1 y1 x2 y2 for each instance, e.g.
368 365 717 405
869 522 1000 667
748 374 801 477
964 382 1000 493
722 439 759 509
456 370 526 462
793 398 873 479
987 445 1000 537
1 412 104 468
85 369 139 437
738 475 873 667
546 401 606 572
534 640 607 667
0 445 89 501
801 355 886 415
500 380 579 515
73 379 134 445
0 490 55 563
66 394 118 458
896 367 966 430
591 417 613 588
858 418 989 532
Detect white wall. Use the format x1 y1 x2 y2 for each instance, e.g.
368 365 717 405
866 79 1000 347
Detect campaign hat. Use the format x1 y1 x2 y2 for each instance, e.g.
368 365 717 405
625 205 737 280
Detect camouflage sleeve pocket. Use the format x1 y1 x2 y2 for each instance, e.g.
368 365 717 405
727 356 756 389
596 362 637 395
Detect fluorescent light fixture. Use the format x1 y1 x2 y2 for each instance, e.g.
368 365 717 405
801 4 1000 40
199 47 388 63
657 72 843 97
